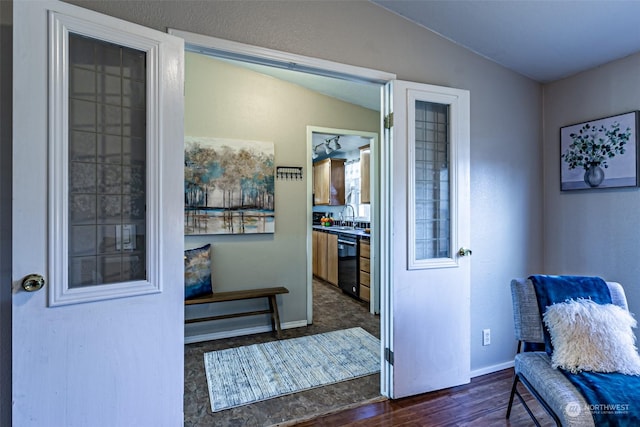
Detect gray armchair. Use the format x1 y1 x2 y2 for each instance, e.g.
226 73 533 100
506 277 628 426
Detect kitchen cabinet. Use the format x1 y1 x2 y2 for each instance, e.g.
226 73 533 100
312 230 319 277
359 239 371 302
327 233 338 285
360 145 370 204
313 229 338 286
313 230 328 280
313 158 345 205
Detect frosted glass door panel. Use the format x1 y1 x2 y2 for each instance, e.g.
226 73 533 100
68 33 147 288
413 101 450 262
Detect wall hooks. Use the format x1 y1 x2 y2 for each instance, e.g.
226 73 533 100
276 166 303 181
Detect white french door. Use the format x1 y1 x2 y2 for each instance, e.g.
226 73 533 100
382 80 471 398
12 1 184 425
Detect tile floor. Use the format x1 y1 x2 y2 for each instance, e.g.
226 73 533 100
184 279 381 427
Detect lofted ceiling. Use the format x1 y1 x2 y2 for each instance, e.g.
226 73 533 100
372 0 640 83
216 59 381 111
206 0 640 112
195 1 640 157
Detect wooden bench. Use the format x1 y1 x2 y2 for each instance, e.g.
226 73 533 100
185 286 289 338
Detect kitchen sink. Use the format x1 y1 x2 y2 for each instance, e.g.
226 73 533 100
313 224 369 236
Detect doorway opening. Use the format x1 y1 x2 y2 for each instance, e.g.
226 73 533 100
308 126 379 320
174 29 395 424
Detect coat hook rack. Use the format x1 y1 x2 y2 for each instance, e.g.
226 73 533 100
276 166 303 181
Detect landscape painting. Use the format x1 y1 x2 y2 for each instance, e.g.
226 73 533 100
185 137 275 235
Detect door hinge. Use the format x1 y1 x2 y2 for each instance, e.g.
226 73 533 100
384 113 394 129
385 347 394 365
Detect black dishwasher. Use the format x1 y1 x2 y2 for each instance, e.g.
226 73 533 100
337 233 359 298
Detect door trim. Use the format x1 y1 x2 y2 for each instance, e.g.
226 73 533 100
168 30 394 84
406 87 469 270
48 11 164 306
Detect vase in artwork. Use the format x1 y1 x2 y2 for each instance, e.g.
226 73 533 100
584 164 605 187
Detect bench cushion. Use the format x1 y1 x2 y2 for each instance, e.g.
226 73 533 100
184 244 212 299
515 351 594 427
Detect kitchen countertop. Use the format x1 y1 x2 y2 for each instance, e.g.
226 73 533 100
312 225 370 238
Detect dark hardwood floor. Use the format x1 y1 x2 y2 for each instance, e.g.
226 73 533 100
186 279 551 426
294 368 555 427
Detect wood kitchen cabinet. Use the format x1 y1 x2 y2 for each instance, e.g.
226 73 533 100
360 145 370 204
313 229 338 286
313 230 328 280
312 230 319 277
359 239 371 302
327 233 338 285
313 158 345 206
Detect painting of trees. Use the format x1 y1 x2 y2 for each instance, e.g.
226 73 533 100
184 137 275 234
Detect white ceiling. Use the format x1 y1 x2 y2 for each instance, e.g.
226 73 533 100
372 0 640 83
223 60 381 111
311 133 371 161
194 2 640 160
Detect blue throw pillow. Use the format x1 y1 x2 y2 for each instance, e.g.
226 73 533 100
184 244 212 299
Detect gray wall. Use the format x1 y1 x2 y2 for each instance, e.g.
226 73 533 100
543 52 640 332
65 0 544 374
183 53 379 339
0 1 12 425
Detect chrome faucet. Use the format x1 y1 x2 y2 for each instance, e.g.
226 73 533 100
342 204 356 229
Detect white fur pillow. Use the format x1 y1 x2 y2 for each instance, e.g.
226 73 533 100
543 298 640 375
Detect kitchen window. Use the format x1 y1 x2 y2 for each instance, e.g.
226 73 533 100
344 159 370 220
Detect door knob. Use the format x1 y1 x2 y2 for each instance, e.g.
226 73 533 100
458 248 472 257
22 274 45 292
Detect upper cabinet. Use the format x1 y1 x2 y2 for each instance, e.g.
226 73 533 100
313 158 345 205
360 145 371 204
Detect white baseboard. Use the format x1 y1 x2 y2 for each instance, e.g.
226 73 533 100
184 320 308 344
470 360 514 378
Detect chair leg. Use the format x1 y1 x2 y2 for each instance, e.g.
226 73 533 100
506 374 539 426
518 374 561 427
506 373 519 419
508 372 555 427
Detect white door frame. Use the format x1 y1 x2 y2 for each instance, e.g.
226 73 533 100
169 29 396 396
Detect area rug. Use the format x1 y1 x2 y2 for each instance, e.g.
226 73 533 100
204 327 380 412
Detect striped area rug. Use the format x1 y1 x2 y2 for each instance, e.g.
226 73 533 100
204 327 380 412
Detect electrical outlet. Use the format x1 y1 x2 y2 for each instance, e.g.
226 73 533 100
482 329 491 346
